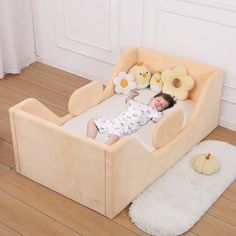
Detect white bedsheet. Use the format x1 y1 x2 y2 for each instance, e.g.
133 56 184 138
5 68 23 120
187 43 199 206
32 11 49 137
62 89 195 152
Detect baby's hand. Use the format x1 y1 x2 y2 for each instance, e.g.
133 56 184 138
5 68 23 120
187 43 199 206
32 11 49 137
125 90 140 103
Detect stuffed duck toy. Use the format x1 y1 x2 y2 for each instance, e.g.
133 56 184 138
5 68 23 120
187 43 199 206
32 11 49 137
128 62 151 89
150 71 163 93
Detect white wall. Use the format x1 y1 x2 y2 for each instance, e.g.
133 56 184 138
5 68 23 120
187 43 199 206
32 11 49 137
32 0 236 131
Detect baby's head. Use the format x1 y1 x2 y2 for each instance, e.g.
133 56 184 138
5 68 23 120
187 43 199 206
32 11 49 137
148 92 176 112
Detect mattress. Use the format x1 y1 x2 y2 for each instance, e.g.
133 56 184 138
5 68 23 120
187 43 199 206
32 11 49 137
62 89 195 151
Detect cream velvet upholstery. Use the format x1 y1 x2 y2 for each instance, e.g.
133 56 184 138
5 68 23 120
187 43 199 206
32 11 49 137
68 80 103 116
152 108 184 148
9 47 223 219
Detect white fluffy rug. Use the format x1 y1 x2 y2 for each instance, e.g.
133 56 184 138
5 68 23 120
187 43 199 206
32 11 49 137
129 140 236 236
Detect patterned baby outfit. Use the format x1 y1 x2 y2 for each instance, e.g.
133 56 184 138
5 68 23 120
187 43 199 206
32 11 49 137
94 100 162 138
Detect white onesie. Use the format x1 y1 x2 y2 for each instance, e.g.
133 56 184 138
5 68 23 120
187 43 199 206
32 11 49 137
94 100 162 138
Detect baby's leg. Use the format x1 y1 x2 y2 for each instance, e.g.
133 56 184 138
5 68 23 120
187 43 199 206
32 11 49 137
105 134 119 145
87 119 98 139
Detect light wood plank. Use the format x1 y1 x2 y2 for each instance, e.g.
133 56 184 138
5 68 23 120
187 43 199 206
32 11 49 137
0 139 15 168
207 197 236 226
20 69 77 97
0 86 27 106
28 62 90 88
0 119 12 143
0 85 66 117
223 182 236 202
0 100 11 123
0 77 68 113
191 214 236 236
0 163 9 175
183 232 199 236
0 189 82 236
114 207 150 235
0 170 139 236
206 126 236 146
0 222 22 236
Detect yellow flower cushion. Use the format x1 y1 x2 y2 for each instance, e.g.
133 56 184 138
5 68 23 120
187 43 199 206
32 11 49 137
192 153 220 175
161 65 195 100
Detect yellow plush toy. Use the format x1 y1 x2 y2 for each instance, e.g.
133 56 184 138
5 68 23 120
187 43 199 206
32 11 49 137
128 62 151 89
161 65 195 100
150 71 163 93
192 153 220 175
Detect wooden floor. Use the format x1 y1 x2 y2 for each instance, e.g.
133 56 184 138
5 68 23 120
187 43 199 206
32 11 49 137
0 62 235 236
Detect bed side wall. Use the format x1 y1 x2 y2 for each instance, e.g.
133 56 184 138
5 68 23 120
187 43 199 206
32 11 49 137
190 70 224 141
105 127 193 218
10 109 107 215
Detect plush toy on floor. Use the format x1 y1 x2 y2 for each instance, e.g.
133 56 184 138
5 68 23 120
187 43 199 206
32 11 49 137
128 62 151 89
192 153 220 175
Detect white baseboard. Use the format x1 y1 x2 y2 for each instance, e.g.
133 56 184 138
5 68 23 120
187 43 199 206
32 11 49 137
36 56 108 85
22 55 37 69
219 117 236 131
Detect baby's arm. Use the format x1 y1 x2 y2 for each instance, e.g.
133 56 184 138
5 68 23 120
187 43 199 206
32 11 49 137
153 117 162 123
125 90 139 103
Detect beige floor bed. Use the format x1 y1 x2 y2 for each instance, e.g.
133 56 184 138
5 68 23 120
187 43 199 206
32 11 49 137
9 48 223 218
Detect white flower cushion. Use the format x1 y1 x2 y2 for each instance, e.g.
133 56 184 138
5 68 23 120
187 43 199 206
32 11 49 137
62 89 195 152
113 72 136 94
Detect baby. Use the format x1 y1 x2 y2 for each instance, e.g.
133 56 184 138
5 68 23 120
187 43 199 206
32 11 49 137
87 91 176 145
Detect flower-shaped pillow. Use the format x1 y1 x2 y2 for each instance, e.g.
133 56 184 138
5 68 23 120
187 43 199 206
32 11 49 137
113 72 136 94
161 65 195 100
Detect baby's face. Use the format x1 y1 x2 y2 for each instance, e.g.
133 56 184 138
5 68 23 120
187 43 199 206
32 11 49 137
148 96 169 112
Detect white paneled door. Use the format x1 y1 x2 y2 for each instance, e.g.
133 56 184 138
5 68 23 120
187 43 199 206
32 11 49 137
32 0 145 83
55 0 120 64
